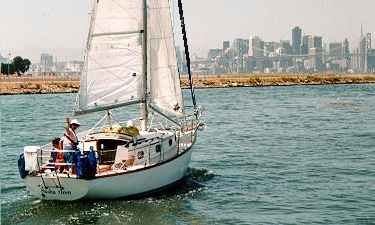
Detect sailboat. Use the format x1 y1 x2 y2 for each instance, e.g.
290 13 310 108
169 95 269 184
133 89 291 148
18 0 203 201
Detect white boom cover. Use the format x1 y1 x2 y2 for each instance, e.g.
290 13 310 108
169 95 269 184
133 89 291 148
148 0 184 117
78 0 144 112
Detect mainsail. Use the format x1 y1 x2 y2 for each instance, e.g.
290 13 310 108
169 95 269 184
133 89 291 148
77 0 184 118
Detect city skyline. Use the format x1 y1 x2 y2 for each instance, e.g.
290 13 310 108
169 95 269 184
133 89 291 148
1 0 375 62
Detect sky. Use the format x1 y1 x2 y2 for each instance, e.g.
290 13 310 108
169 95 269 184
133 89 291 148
0 0 374 62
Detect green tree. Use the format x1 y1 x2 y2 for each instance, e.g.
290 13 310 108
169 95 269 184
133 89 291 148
1 63 16 75
12 56 31 75
23 58 31 73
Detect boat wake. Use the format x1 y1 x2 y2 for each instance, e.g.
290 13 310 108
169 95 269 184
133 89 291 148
147 167 215 200
188 167 215 183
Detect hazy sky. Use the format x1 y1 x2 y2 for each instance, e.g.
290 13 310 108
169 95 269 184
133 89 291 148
1 0 374 62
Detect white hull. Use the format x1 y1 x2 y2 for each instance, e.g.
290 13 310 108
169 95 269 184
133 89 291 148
86 147 192 199
24 147 193 201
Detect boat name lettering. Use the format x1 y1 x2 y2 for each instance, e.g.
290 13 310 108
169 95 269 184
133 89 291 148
41 188 72 196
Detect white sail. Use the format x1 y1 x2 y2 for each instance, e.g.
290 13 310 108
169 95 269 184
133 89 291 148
148 0 184 117
78 0 144 113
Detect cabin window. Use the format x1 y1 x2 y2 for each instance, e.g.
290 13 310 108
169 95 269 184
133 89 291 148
169 139 173 146
156 145 161 153
97 139 126 165
137 151 144 159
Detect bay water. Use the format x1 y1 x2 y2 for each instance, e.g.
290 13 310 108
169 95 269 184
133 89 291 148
1 84 375 224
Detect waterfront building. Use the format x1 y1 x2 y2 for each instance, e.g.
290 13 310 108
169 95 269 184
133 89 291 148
223 41 230 52
232 39 249 73
308 48 324 71
367 33 372 49
207 49 222 61
232 39 249 57
264 42 279 56
351 48 360 72
368 49 375 72
249 36 264 57
40 53 54 73
292 26 302 55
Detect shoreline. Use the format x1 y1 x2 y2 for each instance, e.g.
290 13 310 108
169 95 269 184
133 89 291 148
1 74 374 95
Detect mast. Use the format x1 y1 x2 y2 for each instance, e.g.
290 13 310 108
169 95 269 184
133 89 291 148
140 0 148 131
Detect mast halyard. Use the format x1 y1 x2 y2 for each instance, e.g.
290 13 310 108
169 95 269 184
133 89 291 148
140 0 149 131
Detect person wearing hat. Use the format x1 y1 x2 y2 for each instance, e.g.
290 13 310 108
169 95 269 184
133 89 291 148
63 118 81 173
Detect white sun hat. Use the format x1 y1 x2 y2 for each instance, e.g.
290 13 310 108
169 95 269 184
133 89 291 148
70 119 81 126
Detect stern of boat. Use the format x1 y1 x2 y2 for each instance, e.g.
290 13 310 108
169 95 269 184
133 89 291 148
24 175 89 201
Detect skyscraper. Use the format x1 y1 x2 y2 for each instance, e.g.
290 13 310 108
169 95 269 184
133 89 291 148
313 36 323 49
249 36 264 57
343 38 351 68
359 28 368 73
329 42 343 59
232 39 249 57
301 35 310 55
343 39 350 59
292 26 302 55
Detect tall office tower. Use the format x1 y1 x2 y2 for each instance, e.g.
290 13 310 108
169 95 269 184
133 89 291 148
280 40 292 55
292 26 302 55
343 38 351 69
343 39 350 59
359 27 368 72
301 35 310 55
313 36 323 49
223 41 230 53
329 42 343 59
232 39 249 57
249 36 264 57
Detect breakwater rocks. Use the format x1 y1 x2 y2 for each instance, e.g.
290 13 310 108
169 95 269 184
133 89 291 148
0 77 79 95
1 74 374 95
182 74 375 88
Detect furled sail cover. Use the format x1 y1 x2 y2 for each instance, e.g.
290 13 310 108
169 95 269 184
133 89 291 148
78 0 144 113
148 0 184 117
